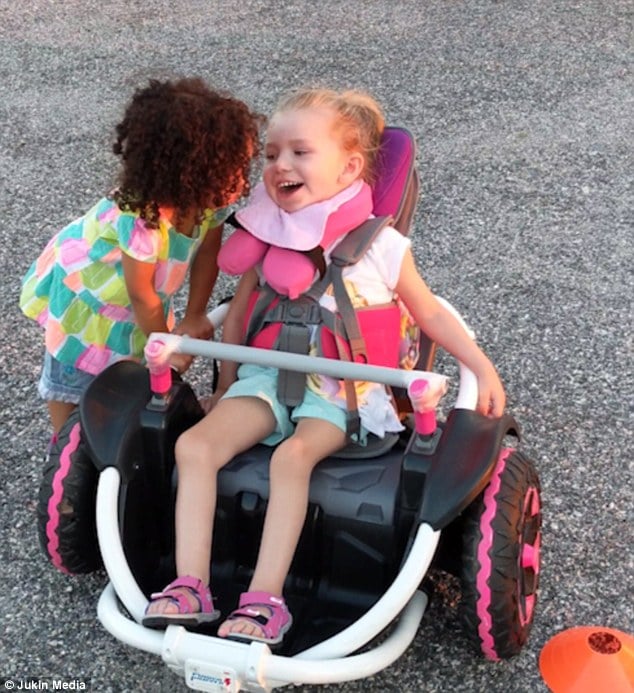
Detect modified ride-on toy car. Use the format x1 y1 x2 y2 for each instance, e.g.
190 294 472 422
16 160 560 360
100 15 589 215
37 128 541 692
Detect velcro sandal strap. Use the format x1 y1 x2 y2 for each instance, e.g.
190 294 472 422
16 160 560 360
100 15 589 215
150 576 214 615
229 591 290 640
238 591 286 610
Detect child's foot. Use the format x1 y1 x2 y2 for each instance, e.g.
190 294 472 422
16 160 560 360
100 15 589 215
142 576 220 629
217 591 292 645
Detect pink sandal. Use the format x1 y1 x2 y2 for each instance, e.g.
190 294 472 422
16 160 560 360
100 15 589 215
221 591 293 645
142 576 220 629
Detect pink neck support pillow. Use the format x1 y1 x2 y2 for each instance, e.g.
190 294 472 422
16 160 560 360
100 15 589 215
218 181 374 299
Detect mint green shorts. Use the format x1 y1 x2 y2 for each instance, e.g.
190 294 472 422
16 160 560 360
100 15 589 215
222 364 349 446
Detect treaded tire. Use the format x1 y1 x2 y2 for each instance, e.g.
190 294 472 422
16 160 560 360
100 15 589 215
37 409 102 574
460 448 541 660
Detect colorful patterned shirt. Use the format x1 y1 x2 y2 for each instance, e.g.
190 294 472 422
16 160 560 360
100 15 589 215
20 197 227 374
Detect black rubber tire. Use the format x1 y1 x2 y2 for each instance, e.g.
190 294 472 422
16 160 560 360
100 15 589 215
460 448 541 660
36 409 102 574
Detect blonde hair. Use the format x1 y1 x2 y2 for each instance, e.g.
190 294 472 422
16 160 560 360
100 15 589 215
275 87 385 182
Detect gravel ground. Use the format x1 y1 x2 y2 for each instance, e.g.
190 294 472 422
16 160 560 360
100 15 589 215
1 1 632 692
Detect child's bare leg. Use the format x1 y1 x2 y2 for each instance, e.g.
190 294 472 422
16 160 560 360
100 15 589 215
48 401 77 434
217 418 346 638
146 396 276 616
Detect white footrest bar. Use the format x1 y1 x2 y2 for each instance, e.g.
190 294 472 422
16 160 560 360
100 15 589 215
97 583 428 691
96 467 148 622
97 583 163 656
95 467 437 690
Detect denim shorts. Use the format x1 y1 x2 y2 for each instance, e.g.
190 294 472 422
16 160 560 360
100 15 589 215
222 364 350 446
37 351 95 404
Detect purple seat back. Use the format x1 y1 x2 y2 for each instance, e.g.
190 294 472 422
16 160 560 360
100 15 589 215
372 127 419 235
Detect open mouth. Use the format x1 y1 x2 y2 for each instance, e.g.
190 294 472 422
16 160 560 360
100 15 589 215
278 181 303 194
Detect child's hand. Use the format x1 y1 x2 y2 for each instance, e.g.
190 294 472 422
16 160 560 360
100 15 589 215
476 367 506 418
174 313 214 340
169 352 194 375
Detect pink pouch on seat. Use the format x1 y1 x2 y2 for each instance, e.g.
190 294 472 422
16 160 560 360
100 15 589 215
320 304 401 367
244 289 402 370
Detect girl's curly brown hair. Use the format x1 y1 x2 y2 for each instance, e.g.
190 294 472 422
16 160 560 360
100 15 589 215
112 78 264 227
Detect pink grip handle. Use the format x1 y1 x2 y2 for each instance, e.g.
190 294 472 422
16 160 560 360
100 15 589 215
145 340 172 395
407 378 437 435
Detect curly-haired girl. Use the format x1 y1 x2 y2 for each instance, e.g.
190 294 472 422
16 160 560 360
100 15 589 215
20 77 263 433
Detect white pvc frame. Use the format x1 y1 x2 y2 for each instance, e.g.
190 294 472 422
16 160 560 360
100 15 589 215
96 297 479 692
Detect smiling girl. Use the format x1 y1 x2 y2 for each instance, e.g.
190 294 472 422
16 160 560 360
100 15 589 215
143 87 505 646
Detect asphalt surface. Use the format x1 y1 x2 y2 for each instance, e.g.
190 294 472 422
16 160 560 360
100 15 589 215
1 1 632 692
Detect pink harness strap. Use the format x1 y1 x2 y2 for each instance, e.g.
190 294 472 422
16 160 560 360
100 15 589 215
245 292 402 368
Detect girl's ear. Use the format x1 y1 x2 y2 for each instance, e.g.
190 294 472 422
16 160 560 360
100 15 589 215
339 152 365 184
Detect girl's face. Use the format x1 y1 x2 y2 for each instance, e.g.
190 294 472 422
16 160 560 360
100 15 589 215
263 107 363 213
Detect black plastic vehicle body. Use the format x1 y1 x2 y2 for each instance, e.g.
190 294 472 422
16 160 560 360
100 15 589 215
78 360 518 655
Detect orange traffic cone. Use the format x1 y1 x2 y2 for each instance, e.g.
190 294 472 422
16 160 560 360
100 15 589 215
539 626 634 692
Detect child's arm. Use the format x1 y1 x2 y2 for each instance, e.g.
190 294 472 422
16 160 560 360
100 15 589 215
175 224 222 341
122 252 193 374
121 252 170 335
201 268 259 413
395 249 506 417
